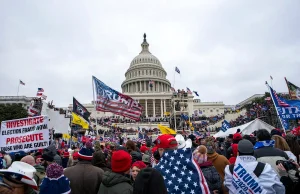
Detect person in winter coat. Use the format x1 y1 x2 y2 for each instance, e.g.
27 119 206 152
272 135 297 161
254 129 289 174
92 150 111 172
133 168 167 194
98 150 133 194
61 151 69 168
64 142 104 194
40 163 71 194
285 133 300 163
227 133 242 164
206 137 230 194
43 144 62 166
224 139 285 194
193 145 222 193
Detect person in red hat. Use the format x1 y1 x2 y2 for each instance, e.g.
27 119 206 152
131 161 147 181
98 150 133 194
227 133 243 164
155 134 178 160
62 151 70 168
140 145 149 154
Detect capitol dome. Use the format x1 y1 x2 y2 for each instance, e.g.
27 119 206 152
121 34 171 94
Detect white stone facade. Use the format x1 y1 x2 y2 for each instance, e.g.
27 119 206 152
0 96 35 109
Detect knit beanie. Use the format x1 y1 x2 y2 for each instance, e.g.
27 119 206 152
193 145 207 164
131 161 147 170
111 150 132 173
78 141 94 161
39 163 71 194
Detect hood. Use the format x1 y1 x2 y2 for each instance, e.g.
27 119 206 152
34 164 45 173
199 161 213 167
92 151 107 168
102 171 131 187
207 152 219 162
44 144 57 156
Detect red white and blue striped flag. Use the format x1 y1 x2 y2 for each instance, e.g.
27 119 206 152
93 76 143 121
187 87 192 94
155 148 210 194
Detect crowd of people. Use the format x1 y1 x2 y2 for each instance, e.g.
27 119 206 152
1 126 300 194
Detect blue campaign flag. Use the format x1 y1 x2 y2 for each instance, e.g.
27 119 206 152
221 120 231 132
268 84 300 120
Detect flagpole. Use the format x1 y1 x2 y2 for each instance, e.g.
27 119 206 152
17 81 20 96
92 76 98 136
266 82 286 134
270 76 273 89
173 67 175 88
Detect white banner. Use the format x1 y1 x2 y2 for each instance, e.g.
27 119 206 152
0 116 49 153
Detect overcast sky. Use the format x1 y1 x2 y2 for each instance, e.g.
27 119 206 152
1 0 300 107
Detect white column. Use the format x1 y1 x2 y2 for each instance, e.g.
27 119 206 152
161 99 163 117
164 99 166 113
145 99 148 117
140 81 142 92
135 82 138 92
144 81 146 91
153 99 156 117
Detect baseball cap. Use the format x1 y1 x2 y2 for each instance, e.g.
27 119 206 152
156 134 178 149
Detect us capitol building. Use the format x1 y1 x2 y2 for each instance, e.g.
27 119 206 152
87 34 225 120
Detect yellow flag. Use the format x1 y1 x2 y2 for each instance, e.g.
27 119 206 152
72 112 89 129
158 124 176 135
72 136 78 142
63 134 71 139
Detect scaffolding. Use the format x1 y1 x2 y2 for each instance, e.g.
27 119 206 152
169 91 191 133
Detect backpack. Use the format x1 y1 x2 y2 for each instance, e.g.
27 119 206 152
229 162 265 177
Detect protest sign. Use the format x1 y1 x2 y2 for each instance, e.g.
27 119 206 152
0 116 49 153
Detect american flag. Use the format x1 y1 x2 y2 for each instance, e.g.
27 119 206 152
270 86 290 107
175 66 180 74
193 131 203 139
19 80 25 85
93 76 142 121
155 148 210 194
171 87 175 92
138 132 146 144
187 87 192 94
38 88 44 92
149 80 154 87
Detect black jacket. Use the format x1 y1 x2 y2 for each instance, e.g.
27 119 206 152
98 171 133 194
254 147 289 175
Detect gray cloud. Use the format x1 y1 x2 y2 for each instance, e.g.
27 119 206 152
1 0 299 107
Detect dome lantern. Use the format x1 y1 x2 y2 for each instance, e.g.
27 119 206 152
140 33 150 54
